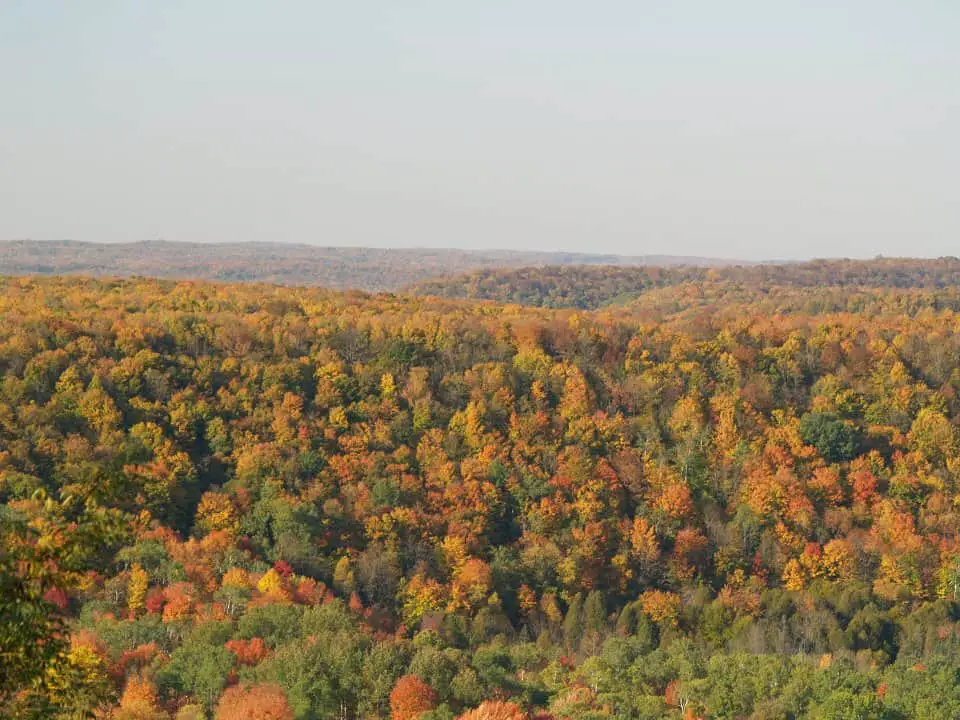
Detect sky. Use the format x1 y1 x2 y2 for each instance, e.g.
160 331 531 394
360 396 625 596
1 2 958 261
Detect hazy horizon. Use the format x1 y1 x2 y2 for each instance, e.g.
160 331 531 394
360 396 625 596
3 237 953 265
0 237 759 262
2 2 958 261
0 237 928 264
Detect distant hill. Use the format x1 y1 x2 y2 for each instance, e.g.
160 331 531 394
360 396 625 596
405 257 960 309
0 240 742 291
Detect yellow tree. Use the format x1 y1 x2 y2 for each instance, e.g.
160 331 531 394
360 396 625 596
128 563 149 616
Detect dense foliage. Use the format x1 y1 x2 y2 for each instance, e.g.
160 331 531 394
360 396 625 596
408 258 960 309
3 274 960 719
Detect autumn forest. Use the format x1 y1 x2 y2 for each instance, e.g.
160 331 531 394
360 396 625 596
5 258 960 719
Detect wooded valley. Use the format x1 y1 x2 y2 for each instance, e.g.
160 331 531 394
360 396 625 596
4 261 960 719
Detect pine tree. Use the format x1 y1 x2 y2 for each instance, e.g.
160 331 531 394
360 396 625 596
562 593 584 650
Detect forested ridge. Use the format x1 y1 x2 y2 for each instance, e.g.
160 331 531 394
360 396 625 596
0 241 733 291
4 275 960 719
407 258 960 309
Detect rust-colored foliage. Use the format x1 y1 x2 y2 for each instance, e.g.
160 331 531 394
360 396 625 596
114 674 166 720
457 700 528 720
225 637 269 666
214 684 294 720
389 675 438 720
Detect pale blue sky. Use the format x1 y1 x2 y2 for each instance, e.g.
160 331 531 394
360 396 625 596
1 2 957 260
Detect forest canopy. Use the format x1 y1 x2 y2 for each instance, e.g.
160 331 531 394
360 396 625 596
2 271 960 719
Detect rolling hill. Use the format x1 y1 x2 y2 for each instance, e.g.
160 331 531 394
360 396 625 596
0 240 741 291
